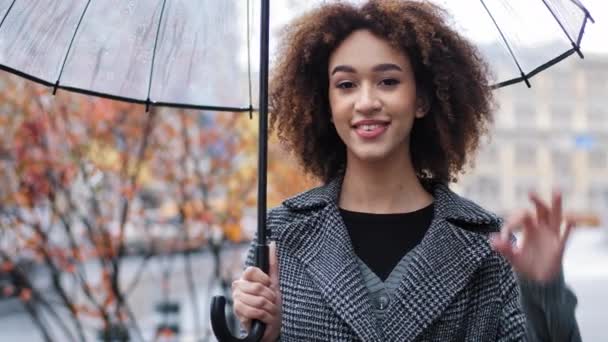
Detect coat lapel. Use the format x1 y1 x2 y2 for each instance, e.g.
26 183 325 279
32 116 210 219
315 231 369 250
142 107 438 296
384 184 501 341
278 180 381 342
276 179 501 342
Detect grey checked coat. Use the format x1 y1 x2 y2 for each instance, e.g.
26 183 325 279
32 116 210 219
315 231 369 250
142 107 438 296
246 178 526 341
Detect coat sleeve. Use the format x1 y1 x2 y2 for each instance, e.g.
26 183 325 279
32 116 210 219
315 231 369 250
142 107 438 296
497 261 528 342
519 268 582 342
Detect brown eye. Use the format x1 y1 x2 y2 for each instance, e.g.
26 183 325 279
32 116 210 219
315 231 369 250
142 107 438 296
337 81 355 89
380 78 400 86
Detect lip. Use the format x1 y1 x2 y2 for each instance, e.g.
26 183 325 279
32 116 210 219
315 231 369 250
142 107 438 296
351 120 390 139
351 119 390 128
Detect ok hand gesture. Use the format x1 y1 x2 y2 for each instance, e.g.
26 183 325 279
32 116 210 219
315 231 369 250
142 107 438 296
491 191 576 283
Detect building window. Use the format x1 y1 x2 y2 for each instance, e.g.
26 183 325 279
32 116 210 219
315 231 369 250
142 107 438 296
550 104 572 130
589 149 607 170
514 179 537 204
551 150 571 174
549 69 573 93
514 145 537 167
589 186 608 210
477 144 498 165
513 102 537 129
550 150 574 198
465 175 500 209
587 103 607 128
585 70 608 99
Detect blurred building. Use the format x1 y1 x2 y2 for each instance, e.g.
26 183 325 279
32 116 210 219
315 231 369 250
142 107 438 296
456 54 608 221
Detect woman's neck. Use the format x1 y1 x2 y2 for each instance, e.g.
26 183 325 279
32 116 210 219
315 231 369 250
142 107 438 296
339 152 433 214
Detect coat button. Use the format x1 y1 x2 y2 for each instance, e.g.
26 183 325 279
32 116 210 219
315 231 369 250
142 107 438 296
378 295 390 310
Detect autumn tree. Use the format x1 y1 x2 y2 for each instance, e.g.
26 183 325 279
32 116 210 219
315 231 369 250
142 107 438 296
0 75 259 341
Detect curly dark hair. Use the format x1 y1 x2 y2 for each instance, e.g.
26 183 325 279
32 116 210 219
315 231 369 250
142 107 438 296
269 0 495 184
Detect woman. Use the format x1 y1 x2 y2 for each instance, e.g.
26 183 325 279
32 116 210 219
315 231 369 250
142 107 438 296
232 1 580 341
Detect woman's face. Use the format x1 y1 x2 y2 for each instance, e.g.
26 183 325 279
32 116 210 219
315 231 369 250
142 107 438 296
328 29 425 164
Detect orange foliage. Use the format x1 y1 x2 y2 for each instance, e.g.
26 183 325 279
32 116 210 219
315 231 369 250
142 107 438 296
158 328 176 337
19 288 32 302
1 261 13 272
267 137 320 207
0 75 295 335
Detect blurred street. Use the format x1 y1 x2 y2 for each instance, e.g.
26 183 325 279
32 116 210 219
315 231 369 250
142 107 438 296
563 227 608 342
0 228 606 341
0 0 605 341
0 246 247 342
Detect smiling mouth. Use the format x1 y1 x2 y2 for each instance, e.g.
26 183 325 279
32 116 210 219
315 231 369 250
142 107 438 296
351 121 390 129
357 123 385 131
352 122 390 139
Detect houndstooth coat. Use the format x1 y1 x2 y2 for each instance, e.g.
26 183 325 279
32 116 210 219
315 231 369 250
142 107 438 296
246 178 527 341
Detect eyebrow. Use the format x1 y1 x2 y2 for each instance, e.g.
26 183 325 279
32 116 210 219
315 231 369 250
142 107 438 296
330 63 403 75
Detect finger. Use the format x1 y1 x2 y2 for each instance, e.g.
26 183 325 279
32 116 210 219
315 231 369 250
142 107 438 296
490 233 511 251
549 189 563 231
491 237 522 270
529 192 550 227
269 242 279 289
520 211 539 235
234 291 278 316
242 266 272 287
559 218 576 253
240 318 251 333
233 300 275 325
502 210 528 240
232 280 276 303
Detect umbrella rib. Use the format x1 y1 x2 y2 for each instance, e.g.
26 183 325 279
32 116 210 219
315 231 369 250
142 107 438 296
479 0 531 88
57 84 254 112
492 48 576 89
0 61 254 111
247 0 253 119
526 49 575 79
0 0 16 31
0 63 54 87
540 0 583 58
575 7 594 48
569 0 595 22
54 0 92 95
491 77 523 89
145 0 168 112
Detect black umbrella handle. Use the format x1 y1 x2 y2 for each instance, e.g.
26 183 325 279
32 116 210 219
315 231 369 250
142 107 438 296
210 245 269 342
210 297 265 342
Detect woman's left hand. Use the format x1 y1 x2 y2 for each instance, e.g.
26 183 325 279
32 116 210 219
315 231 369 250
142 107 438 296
490 190 576 283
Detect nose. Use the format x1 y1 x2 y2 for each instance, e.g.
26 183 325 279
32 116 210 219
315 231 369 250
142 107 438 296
354 85 381 115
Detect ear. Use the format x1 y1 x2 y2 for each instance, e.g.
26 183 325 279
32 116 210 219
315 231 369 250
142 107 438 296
415 95 430 118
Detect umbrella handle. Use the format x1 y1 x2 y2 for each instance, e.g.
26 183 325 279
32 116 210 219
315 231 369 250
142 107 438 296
210 296 265 342
211 244 269 342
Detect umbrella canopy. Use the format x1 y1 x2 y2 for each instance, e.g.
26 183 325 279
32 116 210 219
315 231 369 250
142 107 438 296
278 0 594 89
0 0 593 113
0 0 259 112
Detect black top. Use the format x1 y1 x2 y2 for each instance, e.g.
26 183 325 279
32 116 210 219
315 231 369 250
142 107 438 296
340 203 434 281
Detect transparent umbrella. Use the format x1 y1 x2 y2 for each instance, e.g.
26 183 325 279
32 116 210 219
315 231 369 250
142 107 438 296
0 1 593 109
0 1 594 341
279 0 594 88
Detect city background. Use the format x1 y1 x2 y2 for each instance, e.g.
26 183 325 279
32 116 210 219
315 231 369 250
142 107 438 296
0 1 606 341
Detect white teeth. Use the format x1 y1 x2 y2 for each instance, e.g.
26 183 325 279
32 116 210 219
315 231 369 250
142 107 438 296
361 124 379 131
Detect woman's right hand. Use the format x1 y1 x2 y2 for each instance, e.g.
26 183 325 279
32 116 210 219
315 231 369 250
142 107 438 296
232 242 282 342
